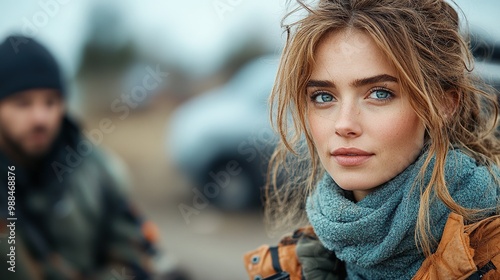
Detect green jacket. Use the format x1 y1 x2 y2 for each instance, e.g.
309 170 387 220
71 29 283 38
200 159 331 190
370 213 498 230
0 117 155 280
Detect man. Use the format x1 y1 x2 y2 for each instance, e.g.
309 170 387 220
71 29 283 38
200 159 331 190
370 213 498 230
0 35 156 280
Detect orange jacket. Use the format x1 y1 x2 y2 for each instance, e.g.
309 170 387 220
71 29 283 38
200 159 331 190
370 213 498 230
244 213 500 280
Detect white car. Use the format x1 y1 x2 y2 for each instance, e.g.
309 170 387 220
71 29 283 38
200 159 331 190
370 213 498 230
166 55 280 210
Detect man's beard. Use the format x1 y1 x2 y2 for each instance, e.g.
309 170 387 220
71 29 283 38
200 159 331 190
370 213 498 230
0 125 55 163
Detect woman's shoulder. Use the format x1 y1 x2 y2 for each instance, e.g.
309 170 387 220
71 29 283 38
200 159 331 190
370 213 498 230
445 149 499 209
414 213 500 280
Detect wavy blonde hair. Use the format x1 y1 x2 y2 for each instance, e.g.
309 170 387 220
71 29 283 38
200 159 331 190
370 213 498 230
266 0 500 256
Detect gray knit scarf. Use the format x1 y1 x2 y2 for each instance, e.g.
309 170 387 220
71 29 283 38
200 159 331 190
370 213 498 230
306 149 498 279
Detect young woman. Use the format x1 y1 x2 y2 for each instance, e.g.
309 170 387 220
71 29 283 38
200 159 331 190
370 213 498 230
246 0 500 279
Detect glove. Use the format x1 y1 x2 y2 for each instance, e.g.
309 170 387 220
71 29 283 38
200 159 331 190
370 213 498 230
296 237 345 280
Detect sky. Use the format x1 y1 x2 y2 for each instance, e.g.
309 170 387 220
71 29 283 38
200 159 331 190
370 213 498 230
0 1 498 79
0 0 286 78
452 0 500 39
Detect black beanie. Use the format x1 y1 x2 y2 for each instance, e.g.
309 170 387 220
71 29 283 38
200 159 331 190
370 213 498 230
0 35 64 101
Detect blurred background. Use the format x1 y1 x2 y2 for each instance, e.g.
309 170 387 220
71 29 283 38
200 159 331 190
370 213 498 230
0 0 498 279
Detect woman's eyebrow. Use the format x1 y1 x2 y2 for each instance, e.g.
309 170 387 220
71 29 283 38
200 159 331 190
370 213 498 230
351 74 398 87
306 74 398 89
306 80 335 88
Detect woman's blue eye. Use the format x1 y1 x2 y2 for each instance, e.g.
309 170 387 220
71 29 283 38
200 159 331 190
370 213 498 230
312 93 334 103
368 89 393 100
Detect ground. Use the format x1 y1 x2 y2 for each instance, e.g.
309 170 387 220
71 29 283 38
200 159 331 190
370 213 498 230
83 95 283 280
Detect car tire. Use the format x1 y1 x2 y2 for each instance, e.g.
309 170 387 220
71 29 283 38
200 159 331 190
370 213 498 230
199 157 264 211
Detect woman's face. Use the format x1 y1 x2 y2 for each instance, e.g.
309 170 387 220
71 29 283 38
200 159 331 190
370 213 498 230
306 29 425 201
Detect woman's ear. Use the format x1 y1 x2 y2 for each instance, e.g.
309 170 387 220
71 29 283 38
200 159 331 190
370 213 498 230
443 90 459 120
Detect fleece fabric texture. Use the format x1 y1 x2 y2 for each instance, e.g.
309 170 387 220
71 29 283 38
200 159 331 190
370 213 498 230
306 149 499 280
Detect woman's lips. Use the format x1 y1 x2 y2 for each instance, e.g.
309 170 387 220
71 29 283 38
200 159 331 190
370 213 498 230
331 148 374 167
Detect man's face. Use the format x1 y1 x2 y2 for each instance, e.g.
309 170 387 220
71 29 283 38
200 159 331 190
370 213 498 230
0 89 64 159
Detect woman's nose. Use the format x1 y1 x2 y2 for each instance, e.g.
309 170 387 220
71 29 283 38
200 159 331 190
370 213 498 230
334 102 362 138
